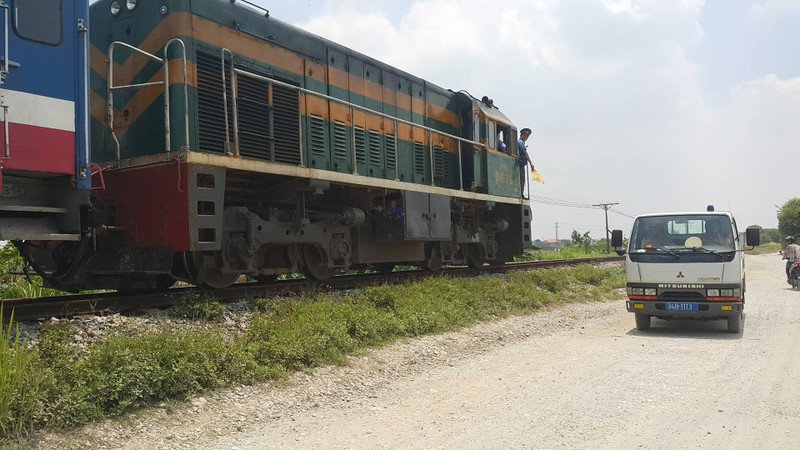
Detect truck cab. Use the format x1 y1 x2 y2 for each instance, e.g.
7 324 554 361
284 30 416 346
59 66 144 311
611 211 760 333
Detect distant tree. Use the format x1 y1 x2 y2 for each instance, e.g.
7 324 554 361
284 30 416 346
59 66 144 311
592 238 610 253
763 228 782 244
777 198 800 243
570 230 592 252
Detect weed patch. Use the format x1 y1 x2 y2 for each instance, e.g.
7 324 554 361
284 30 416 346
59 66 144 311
0 264 624 442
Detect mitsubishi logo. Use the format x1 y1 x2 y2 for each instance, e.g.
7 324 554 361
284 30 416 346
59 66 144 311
676 272 685 278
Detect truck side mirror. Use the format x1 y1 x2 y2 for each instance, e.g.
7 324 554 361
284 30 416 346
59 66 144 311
611 229 626 256
745 227 761 247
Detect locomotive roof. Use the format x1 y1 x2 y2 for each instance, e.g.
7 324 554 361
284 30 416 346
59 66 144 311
90 0 503 106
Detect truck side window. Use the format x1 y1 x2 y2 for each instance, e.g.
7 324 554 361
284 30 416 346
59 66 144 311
14 0 63 46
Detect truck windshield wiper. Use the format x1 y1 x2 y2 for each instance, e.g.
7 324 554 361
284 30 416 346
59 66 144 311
646 247 680 258
689 247 725 259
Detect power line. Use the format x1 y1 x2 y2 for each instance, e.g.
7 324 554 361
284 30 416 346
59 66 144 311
593 202 619 253
530 195 595 209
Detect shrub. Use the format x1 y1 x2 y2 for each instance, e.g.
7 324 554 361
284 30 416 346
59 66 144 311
170 292 226 321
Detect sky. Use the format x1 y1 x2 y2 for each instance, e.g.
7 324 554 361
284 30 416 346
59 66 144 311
252 0 800 241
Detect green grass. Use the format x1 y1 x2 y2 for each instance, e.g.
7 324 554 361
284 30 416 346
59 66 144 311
0 264 625 441
515 245 611 261
0 278 66 300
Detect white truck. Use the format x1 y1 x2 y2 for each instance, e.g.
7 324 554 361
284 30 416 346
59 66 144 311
611 210 760 333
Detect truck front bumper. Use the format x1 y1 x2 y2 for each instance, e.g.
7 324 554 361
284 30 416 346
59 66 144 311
626 300 743 319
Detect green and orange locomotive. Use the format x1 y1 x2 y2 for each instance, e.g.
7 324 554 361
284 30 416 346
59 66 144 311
5 0 531 291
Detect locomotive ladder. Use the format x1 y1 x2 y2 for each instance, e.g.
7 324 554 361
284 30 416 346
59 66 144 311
220 49 482 190
106 39 190 160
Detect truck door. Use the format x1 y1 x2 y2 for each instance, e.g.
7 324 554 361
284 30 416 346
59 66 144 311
0 0 88 184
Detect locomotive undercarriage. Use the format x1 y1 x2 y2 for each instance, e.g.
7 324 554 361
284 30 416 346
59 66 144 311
16 181 517 292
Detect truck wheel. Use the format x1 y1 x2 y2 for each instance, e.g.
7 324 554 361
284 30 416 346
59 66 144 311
727 313 743 333
635 313 651 330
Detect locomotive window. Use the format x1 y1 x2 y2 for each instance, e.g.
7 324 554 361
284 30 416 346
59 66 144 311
487 121 496 149
13 0 63 46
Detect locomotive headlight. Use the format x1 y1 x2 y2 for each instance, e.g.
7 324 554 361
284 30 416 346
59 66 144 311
126 0 137 10
110 0 122 16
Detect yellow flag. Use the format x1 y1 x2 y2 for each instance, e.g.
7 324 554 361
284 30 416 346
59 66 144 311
532 170 545 183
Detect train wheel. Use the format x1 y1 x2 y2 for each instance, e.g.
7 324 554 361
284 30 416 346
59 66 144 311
301 244 336 281
420 243 443 272
199 270 239 289
464 244 486 269
186 252 239 289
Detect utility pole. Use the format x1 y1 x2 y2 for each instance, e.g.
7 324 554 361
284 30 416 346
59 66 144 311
593 202 619 253
554 222 559 251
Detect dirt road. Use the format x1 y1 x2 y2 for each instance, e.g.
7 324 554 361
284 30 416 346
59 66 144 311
43 254 800 449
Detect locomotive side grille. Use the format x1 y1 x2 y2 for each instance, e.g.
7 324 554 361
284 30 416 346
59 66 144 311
272 85 301 165
413 141 425 177
196 51 300 164
332 121 349 166
197 52 232 154
354 127 366 165
385 134 397 172
368 130 382 169
309 115 326 157
433 146 445 183
236 75 272 161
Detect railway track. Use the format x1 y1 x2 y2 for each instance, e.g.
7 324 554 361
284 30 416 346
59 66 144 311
1 256 623 321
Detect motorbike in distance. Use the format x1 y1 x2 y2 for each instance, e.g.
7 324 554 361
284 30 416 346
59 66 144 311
780 249 800 289
788 262 800 289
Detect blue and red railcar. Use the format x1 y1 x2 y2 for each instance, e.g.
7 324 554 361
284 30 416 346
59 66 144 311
0 0 531 291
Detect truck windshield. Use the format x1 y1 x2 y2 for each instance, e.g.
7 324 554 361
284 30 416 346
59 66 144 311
630 215 735 253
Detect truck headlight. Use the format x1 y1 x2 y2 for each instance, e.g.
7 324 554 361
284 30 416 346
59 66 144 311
707 289 720 297
644 288 656 296
721 289 733 297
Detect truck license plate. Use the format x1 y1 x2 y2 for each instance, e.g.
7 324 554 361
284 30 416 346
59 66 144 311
665 302 698 311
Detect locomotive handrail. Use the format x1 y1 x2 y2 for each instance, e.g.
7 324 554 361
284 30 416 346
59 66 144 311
107 40 189 160
231 67 487 189
163 38 190 153
220 48 235 156
2 1 9 160
1 96 8 160
1 1 8 85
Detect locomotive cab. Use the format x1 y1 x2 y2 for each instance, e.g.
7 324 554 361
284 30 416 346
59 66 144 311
457 93 521 198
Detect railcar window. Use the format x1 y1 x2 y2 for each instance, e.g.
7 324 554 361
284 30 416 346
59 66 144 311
14 0 63 46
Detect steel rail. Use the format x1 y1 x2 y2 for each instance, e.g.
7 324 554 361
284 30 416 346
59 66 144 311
1 257 623 321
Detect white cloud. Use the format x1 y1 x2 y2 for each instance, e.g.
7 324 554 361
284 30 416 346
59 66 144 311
749 0 800 14
287 0 794 235
602 0 649 21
